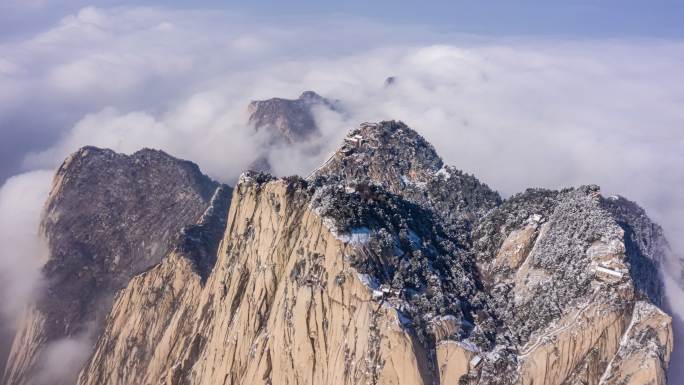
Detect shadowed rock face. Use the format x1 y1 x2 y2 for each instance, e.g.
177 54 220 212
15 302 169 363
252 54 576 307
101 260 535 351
3 146 229 385
247 91 339 144
38 147 221 337
73 121 673 385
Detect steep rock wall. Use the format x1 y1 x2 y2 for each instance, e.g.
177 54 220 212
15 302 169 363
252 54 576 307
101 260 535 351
3 147 223 385
78 176 434 385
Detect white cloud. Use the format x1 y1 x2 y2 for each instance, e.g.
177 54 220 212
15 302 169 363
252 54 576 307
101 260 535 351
0 170 51 326
1 5 683 382
31 331 92 385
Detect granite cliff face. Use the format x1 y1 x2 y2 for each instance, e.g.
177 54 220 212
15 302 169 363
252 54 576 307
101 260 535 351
73 121 673 385
3 147 230 385
3 121 674 385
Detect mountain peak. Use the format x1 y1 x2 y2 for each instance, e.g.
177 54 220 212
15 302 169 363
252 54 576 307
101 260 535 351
6 123 674 385
311 121 501 239
3 146 222 385
247 91 339 144
298 90 325 102
311 120 443 187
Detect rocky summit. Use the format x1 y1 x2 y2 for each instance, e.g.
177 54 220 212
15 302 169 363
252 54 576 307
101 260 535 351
248 90 340 144
2 121 673 385
3 147 230 385
246 90 342 173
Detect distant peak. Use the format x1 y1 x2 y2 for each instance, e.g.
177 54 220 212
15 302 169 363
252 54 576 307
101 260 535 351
247 90 340 144
298 90 324 101
384 76 397 87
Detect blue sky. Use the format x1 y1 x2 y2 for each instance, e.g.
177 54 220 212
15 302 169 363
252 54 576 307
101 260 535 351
2 0 684 41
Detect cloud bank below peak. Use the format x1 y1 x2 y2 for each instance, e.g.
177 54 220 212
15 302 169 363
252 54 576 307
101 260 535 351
0 5 684 383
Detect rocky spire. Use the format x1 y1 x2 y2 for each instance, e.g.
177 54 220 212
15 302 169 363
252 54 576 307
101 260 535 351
3 146 223 385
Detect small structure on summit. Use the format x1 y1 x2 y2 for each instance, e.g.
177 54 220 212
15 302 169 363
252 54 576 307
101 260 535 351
344 134 365 148
593 263 625 282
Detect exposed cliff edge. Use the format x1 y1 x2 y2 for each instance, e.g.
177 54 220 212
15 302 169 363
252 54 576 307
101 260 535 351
73 121 672 385
3 147 230 385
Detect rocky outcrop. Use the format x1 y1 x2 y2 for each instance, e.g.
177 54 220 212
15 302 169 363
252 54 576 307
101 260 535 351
310 121 501 242
78 174 436 385
74 121 673 385
248 90 339 144
598 301 672 385
3 147 228 385
246 90 342 175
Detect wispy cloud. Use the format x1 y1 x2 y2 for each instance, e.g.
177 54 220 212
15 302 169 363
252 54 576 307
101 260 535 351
0 170 51 323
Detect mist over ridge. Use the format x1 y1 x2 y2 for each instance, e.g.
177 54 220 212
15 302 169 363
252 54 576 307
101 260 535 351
0 5 682 384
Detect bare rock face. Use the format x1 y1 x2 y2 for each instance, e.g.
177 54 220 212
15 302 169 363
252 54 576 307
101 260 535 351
598 301 672 385
74 121 674 385
78 174 438 385
3 147 229 385
247 90 339 145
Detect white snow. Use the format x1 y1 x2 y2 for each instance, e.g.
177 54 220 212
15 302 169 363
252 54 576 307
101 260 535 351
357 272 380 290
400 175 427 189
529 214 543 223
458 339 481 353
470 355 482 367
435 166 451 180
337 227 371 245
237 172 253 185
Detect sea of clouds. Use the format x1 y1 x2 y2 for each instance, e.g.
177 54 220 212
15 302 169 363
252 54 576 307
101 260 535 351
0 6 682 383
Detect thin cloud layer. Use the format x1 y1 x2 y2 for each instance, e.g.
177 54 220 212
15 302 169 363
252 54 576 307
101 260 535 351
0 170 51 325
0 5 683 383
